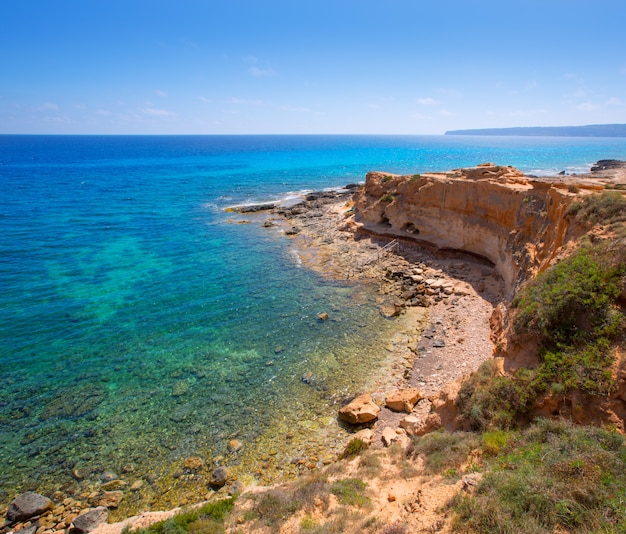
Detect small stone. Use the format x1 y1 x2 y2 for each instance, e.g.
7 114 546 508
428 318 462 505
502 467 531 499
317 312 329 321
433 339 446 348
130 481 143 492
7 492 54 523
381 427 397 447
352 428 375 445
388 494 397 502
100 472 118 483
302 371 313 384
399 415 420 435
101 480 127 491
229 480 245 496
183 456 204 470
209 466 229 487
227 439 243 453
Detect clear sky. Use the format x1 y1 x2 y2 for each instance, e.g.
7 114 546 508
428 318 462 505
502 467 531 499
2 0 626 135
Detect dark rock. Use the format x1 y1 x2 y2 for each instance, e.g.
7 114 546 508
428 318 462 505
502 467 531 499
591 159 625 172
285 226 301 236
433 339 446 348
69 506 108 534
209 466 229 487
228 202 277 213
6 492 53 523
17 525 38 534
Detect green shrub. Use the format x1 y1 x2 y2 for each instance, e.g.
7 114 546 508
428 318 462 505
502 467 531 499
481 430 513 456
409 429 480 473
134 497 236 534
341 437 368 458
330 478 370 507
381 193 395 203
451 420 626 533
567 190 626 225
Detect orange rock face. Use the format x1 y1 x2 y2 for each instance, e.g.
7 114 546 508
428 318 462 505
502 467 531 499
353 164 583 296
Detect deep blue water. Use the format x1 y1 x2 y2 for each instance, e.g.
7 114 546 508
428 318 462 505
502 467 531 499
1 134 626 510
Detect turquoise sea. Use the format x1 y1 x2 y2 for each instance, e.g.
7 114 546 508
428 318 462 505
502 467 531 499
2 134 626 513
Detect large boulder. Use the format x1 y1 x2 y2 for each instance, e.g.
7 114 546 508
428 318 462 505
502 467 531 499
385 388 421 412
338 393 381 424
6 492 53 522
69 507 108 534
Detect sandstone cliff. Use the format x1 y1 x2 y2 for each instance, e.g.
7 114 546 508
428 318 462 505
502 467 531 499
353 162 626 433
353 163 601 296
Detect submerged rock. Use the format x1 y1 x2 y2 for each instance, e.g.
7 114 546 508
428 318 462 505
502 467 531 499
6 492 53 523
69 507 108 534
183 456 204 470
209 466 229 487
227 439 243 453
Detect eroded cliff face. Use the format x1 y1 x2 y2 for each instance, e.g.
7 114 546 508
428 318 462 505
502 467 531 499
352 162 626 432
353 163 594 295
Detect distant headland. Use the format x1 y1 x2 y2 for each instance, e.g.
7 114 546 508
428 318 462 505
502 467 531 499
445 123 626 137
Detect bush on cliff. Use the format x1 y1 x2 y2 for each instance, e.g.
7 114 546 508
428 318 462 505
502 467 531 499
567 190 626 225
458 242 625 430
451 418 626 533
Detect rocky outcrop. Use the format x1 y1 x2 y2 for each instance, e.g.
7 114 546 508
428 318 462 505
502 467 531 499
353 163 591 295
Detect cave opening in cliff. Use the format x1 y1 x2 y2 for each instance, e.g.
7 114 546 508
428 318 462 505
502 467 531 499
403 222 420 235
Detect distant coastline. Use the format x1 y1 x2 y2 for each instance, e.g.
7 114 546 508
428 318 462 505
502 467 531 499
445 123 626 137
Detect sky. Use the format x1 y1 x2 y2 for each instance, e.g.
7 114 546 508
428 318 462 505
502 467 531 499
1 0 626 135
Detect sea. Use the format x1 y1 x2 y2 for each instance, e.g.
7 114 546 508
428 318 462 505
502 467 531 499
2 134 626 513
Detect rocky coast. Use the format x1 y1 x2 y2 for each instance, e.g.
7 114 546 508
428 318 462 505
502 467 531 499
4 160 625 534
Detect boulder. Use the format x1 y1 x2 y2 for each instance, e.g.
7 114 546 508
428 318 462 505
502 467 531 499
209 466 229 487
69 507 108 534
338 393 381 424
385 388 421 412
6 492 53 523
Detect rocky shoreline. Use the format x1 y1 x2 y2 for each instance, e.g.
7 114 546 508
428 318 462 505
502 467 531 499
5 160 624 534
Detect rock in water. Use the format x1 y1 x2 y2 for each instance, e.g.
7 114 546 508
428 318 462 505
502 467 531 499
69 507 108 534
227 439 243 453
338 393 381 424
183 456 204 470
210 466 229 487
6 492 53 522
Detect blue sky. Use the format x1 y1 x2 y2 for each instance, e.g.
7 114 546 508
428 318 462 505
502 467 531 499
2 0 625 134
